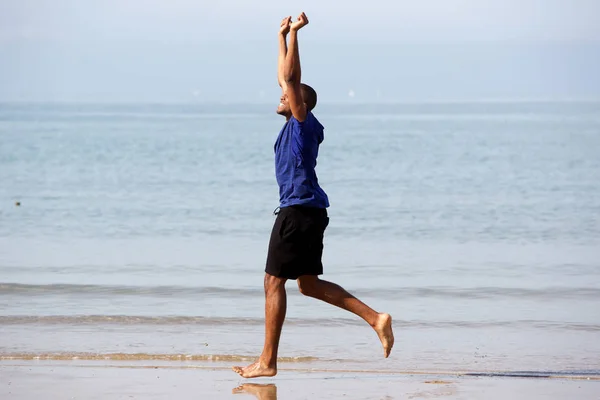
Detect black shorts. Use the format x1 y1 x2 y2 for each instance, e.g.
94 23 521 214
265 205 329 280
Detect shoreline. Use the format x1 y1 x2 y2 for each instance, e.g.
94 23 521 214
3 359 599 381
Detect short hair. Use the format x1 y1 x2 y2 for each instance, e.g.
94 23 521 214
300 83 317 111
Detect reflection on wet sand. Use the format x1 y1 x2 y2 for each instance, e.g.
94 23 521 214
233 383 277 400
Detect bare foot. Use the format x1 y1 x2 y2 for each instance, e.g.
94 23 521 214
374 313 394 358
232 360 277 379
232 383 277 399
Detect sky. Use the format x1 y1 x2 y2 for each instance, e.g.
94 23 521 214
1 0 599 103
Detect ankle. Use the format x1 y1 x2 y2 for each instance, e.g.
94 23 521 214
258 356 277 368
369 312 383 328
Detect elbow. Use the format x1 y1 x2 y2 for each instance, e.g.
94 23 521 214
283 68 298 84
284 74 298 85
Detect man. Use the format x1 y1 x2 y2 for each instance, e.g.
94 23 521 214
233 12 394 379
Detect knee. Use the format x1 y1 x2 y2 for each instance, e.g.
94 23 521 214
264 274 286 293
297 277 319 297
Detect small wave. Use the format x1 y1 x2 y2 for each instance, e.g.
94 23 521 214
0 315 351 327
2 282 600 300
0 283 259 297
0 352 317 362
1 315 599 332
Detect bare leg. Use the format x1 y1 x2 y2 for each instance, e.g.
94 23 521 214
233 274 287 378
297 275 394 357
232 383 277 400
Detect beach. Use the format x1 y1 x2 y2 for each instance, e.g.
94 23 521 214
3 360 599 400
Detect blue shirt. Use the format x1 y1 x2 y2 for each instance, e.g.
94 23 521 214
274 111 330 208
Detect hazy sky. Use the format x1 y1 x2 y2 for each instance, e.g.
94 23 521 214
1 0 599 102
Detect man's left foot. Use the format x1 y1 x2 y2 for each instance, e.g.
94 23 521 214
232 360 277 378
374 313 395 358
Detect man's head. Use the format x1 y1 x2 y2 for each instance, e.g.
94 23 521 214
276 83 318 117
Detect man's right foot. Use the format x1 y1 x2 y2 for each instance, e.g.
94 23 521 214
374 313 395 358
232 360 277 378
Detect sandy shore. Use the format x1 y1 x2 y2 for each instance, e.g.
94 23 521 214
2 361 598 400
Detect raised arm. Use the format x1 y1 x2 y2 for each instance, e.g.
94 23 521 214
283 12 309 122
278 16 291 91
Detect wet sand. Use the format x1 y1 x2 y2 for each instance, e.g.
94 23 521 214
2 361 598 400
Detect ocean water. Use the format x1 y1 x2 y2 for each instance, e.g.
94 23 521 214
1 101 599 375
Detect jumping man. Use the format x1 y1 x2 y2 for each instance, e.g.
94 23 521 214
233 12 394 379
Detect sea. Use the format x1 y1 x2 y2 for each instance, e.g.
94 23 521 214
1 101 599 376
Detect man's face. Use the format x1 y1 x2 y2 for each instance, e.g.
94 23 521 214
276 92 291 116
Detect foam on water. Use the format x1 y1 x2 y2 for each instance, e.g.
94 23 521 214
0 352 317 362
